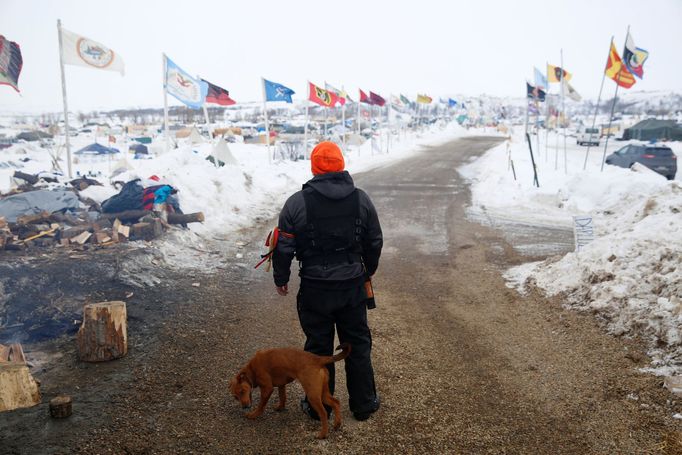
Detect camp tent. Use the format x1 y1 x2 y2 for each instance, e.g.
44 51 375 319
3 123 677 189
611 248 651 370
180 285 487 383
75 143 120 155
129 143 149 154
622 119 682 141
210 138 238 166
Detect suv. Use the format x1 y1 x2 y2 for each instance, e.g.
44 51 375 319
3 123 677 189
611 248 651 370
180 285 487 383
605 144 677 180
577 126 600 146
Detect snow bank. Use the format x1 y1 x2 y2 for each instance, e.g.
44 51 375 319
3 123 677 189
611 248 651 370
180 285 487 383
461 130 682 374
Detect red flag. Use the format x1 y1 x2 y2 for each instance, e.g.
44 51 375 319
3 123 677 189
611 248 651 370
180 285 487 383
369 91 386 107
359 89 370 104
605 42 636 89
308 82 338 107
203 78 236 105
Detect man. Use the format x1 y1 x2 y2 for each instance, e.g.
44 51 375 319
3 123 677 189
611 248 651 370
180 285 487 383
272 141 382 421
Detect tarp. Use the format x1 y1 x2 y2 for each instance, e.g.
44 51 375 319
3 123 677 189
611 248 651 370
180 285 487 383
75 143 120 155
0 189 80 222
622 119 682 141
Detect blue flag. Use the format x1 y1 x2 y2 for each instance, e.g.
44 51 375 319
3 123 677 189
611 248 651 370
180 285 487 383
164 55 208 109
534 67 547 90
264 79 295 103
448 98 457 107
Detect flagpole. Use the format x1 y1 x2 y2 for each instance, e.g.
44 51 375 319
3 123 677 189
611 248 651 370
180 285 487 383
356 95 361 135
261 77 271 164
57 19 73 179
560 49 567 174
583 36 613 170
162 53 169 155
369 103 374 156
304 81 309 159
341 85 346 150
601 26 629 172
544 62 550 162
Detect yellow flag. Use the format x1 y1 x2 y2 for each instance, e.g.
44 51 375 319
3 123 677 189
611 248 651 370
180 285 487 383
547 64 572 83
416 94 432 104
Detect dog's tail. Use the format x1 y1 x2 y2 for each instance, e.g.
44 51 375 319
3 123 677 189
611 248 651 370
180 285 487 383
321 343 351 365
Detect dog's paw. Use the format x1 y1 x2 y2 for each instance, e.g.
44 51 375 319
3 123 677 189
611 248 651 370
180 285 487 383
245 411 260 419
316 432 328 440
333 421 341 430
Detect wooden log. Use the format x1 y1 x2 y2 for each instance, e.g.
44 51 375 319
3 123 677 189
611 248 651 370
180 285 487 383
12 171 38 185
16 211 51 225
168 212 204 224
0 343 41 412
131 220 163 241
100 211 204 225
99 210 149 222
49 395 72 418
70 231 92 245
76 301 127 362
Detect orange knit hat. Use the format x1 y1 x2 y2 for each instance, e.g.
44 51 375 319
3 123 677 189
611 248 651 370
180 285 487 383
311 141 345 175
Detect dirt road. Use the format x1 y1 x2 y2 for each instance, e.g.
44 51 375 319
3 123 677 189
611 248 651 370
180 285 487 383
2 136 681 454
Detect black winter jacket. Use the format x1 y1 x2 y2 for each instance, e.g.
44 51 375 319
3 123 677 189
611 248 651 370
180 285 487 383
272 171 382 288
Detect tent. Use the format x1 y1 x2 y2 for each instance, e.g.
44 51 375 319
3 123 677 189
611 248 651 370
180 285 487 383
132 136 152 144
15 131 53 141
129 143 149 154
622 119 682 141
75 143 120 155
210 138 238 166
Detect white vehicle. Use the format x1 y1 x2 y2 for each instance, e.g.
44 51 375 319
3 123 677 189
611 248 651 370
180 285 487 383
577 126 600 146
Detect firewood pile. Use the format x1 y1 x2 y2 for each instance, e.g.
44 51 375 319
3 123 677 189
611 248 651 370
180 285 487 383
0 172 204 252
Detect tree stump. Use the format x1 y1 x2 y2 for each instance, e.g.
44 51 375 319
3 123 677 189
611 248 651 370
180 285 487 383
76 301 128 362
0 343 42 412
49 395 73 418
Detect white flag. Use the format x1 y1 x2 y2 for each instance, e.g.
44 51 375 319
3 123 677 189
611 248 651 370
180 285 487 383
60 27 124 75
562 79 582 102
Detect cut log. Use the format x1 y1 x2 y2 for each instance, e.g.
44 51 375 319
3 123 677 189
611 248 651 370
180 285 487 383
49 395 73 418
131 219 163 241
77 301 127 362
12 171 39 185
99 210 149 222
16 211 51 225
168 212 204 224
61 226 91 239
0 343 41 412
71 231 92 245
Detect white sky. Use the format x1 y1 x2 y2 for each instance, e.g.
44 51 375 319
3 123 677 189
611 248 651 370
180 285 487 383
1 0 681 114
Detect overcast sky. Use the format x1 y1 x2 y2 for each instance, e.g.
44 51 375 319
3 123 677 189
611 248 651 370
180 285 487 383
1 0 680 114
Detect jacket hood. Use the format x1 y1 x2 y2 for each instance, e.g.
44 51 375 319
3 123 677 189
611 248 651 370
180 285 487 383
303 171 356 200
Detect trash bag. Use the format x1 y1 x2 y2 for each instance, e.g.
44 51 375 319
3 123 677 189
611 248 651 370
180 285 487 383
101 179 144 213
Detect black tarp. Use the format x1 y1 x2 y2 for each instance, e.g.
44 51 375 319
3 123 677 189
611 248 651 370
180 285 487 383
622 119 682 141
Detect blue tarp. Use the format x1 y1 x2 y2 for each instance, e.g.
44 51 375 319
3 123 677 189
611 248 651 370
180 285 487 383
129 143 149 154
75 143 120 155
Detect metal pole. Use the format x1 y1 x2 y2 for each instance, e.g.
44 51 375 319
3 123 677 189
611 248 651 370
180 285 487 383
560 49 567 174
304 81 309 159
57 20 73 178
162 53 169 154
583 36 613 170
601 26 629 172
342 85 346 150
261 77 271 164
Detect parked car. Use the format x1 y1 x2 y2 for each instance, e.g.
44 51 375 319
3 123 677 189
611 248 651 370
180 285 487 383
577 126 600 146
605 144 677 180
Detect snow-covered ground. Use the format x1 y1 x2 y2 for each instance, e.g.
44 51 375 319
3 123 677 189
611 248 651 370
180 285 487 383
460 130 682 375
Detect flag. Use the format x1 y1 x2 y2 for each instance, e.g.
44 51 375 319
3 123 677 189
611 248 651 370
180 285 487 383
416 94 432 104
203 79 236 105
308 82 338 107
108 135 116 143
60 27 124 75
325 82 347 105
534 67 547 89
369 91 385 106
562 79 582 101
164 55 208 109
448 98 457 108
400 94 410 105
0 35 23 92
623 32 649 79
528 102 540 115
359 89 371 104
605 42 636 89
390 94 403 108
263 79 295 103
547 64 571 83
526 82 546 102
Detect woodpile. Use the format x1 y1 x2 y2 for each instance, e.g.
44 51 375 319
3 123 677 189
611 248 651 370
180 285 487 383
0 343 42 412
77 301 127 362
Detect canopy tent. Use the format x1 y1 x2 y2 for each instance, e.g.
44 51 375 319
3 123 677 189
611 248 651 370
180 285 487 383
622 119 682 141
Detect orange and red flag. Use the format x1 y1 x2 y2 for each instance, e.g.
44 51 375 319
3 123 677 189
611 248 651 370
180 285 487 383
308 82 338 107
605 42 636 89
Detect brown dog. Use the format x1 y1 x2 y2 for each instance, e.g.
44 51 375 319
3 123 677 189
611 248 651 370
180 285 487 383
229 343 351 439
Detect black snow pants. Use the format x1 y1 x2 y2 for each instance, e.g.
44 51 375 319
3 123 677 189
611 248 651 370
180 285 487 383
296 282 377 414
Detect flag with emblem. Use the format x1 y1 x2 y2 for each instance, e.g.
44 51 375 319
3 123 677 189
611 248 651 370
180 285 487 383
547 64 571 83
60 27 125 75
417 94 432 104
203 79 236 105
0 35 23 92
325 82 347 105
605 42 636 89
164 55 208 109
526 82 546 101
623 31 648 79
263 78 295 103
308 82 338 107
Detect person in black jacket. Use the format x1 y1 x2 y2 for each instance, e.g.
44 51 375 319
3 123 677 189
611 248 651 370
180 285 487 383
272 141 382 421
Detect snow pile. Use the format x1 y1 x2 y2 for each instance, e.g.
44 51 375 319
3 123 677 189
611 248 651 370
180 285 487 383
461 130 682 374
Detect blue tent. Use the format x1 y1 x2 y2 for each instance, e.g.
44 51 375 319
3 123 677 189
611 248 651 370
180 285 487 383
129 143 149 154
75 143 120 155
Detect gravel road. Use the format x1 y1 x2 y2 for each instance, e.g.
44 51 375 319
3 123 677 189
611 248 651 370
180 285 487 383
2 136 681 454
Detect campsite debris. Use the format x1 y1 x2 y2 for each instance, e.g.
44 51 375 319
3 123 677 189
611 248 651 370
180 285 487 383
0 343 42 412
13 170 58 185
76 301 128 362
49 395 73 419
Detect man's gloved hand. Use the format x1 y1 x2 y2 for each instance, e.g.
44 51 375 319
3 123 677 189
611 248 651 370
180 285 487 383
276 285 288 296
